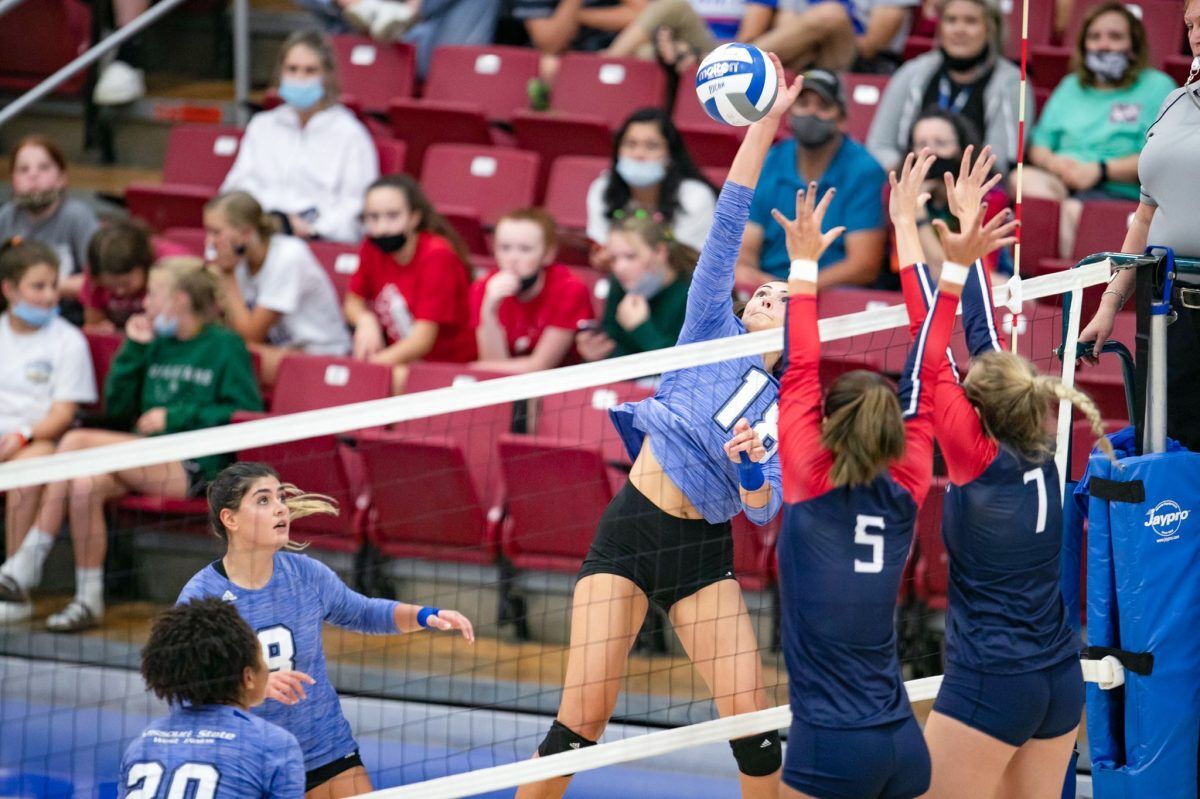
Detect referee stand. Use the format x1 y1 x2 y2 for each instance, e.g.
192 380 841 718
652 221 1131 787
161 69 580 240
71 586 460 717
1065 250 1200 797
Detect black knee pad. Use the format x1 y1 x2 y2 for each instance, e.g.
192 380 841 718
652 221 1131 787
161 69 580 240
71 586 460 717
729 730 782 777
537 720 598 758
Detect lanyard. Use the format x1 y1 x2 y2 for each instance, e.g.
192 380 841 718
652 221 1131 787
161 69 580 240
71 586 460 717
938 75 971 115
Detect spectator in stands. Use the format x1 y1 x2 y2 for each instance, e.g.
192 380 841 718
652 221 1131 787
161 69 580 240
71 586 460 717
588 108 716 269
0 136 100 317
204 192 352 384
94 0 148 105
300 0 501 78
577 211 694 361
737 69 886 287
1024 1 1173 259
508 0 649 92
754 0 920 73
0 239 95 608
896 109 1010 277
0 258 262 632
472 208 594 372
220 32 378 244
865 0 1031 176
345 174 476 393
81 218 191 332
604 0 781 66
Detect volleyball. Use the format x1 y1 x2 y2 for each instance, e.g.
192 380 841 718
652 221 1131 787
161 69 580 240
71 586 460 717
694 43 779 127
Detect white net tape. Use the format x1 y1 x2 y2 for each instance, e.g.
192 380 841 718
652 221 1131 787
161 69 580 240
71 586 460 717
0 261 1108 494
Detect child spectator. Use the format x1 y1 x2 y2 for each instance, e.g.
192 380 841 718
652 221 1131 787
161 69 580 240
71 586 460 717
866 0 1031 175
0 238 95 602
577 211 694 362
471 208 594 373
588 108 716 265
738 69 886 287
220 32 378 243
1024 1 1173 258
0 258 262 632
0 135 100 316
345 175 476 393
204 191 351 384
81 218 191 332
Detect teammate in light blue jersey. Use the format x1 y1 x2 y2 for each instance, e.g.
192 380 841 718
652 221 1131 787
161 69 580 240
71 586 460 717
517 55 802 799
178 462 474 798
121 596 305 798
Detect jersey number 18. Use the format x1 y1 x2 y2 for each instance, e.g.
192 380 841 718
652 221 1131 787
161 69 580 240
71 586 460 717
715 368 779 454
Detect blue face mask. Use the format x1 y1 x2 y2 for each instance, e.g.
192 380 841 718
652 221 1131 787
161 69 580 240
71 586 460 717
278 78 324 110
11 301 58 328
615 158 667 188
629 269 666 300
153 314 179 338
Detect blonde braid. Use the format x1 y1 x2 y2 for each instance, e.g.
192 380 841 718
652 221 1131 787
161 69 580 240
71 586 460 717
280 483 339 552
1034 376 1117 462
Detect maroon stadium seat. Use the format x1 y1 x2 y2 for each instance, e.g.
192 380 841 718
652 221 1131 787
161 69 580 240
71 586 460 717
424 44 541 123
372 135 408 176
512 110 613 195
421 144 539 227
307 241 361 303
842 74 890 142
545 156 610 231
0 0 91 94
331 35 416 114
270 354 392 415
552 53 666 129
125 126 243 230
388 98 493 174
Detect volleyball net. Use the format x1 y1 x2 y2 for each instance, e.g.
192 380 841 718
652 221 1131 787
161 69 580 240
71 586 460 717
0 262 1109 797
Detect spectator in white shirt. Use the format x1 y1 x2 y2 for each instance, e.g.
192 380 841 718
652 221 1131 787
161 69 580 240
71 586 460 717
0 237 95 565
220 31 379 244
205 192 351 383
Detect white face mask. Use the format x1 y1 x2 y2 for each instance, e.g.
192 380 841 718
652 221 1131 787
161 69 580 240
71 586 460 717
1188 56 1200 111
615 158 667 188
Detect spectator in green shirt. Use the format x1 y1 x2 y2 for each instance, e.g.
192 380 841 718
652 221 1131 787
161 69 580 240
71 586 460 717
0 257 262 634
1024 1 1175 258
576 211 695 361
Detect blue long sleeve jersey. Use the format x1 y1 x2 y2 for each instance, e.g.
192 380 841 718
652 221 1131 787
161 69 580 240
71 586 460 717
610 181 783 526
178 552 399 771
120 704 305 798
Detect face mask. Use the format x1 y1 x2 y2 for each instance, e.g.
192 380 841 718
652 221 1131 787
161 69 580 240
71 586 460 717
204 243 218 263
278 78 324 110
790 113 839 149
615 158 667 188
369 232 408 254
152 314 179 338
517 271 541 293
1187 56 1200 111
11 301 58 328
939 45 990 72
926 156 960 183
629 269 666 300
13 188 61 214
1085 50 1130 84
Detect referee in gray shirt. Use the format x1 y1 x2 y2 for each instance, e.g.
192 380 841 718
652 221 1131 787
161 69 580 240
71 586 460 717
1078 0 1200 451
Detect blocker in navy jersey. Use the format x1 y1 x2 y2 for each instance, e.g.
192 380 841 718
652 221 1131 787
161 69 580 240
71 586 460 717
120 704 305 798
178 552 398 772
610 181 782 527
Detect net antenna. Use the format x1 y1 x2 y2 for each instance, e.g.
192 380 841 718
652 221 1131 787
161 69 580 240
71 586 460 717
1010 0 1031 353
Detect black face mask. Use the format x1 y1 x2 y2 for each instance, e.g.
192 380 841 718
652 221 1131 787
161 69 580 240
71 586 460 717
926 156 960 183
940 45 990 73
370 232 408 254
13 188 62 215
517 271 541 293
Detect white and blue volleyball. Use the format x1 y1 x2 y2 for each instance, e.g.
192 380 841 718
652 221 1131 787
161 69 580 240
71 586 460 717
694 43 779 127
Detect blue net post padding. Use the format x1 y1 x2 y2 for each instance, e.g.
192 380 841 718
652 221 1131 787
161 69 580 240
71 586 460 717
1085 450 1200 797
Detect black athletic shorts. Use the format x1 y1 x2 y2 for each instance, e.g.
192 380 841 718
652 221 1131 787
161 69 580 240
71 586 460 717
305 750 364 792
577 481 735 611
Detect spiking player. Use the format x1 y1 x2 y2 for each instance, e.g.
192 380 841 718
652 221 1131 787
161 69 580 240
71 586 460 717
121 597 305 798
772 172 1016 798
517 55 804 799
178 462 475 799
890 146 1113 798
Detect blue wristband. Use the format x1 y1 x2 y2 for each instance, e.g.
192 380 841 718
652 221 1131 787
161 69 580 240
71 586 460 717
416 606 440 629
737 452 765 491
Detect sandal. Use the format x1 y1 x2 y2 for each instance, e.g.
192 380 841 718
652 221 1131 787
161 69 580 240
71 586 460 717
46 599 101 633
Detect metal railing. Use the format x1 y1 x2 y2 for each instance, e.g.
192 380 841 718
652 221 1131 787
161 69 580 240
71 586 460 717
0 0 250 129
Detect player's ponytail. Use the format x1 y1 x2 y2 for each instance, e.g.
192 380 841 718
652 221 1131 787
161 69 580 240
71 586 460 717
207 462 338 551
821 370 907 488
963 350 1116 463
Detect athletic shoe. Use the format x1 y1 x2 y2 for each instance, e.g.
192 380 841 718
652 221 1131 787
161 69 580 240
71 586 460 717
94 60 145 105
343 0 416 40
46 599 101 633
0 573 27 603
0 599 32 625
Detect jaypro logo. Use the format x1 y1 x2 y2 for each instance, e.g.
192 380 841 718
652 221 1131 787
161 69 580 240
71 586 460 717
1145 500 1190 542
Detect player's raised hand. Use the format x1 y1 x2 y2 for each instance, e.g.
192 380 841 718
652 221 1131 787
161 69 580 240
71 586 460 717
723 418 767 463
945 144 1002 232
888 150 937 226
265 670 315 705
762 53 804 123
425 609 475 643
932 206 1019 267
771 182 846 264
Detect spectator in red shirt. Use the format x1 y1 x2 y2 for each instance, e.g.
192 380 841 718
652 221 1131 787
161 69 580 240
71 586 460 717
344 174 476 393
471 208 594 373
81 219 191 333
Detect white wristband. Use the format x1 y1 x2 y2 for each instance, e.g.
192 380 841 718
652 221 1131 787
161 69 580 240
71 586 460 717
789 258 818 283
941 260 969 286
